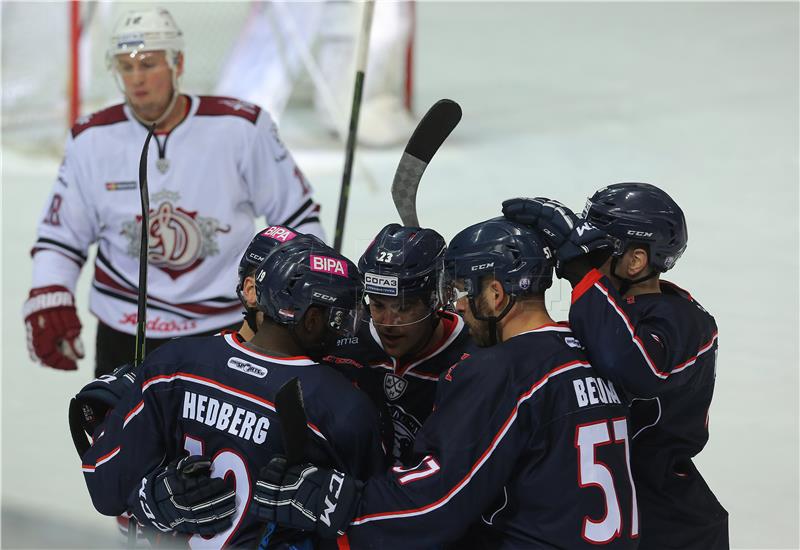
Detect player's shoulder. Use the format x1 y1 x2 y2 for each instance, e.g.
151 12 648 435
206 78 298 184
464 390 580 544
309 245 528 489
194 95 261 124
634 281 717 333
71 103 128 138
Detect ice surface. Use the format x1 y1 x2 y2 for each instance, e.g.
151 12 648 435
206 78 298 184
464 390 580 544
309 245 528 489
2 3 797 548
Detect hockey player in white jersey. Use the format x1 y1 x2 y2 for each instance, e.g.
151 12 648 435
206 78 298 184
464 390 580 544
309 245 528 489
24 8 325 377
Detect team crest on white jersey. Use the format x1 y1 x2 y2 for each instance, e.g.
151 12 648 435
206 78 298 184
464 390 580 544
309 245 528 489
384 373 408 401
121 191 230 279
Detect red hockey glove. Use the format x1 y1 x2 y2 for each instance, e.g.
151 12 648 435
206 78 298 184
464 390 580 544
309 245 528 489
24 285 84 371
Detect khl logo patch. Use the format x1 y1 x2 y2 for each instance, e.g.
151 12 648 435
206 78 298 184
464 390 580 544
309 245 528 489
384 373 408 401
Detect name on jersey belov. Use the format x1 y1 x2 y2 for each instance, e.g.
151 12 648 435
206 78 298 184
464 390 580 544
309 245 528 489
182 391 270 444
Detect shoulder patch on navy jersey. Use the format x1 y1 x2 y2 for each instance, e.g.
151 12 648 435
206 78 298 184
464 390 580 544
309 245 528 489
196 96 260 124
71 104 127 138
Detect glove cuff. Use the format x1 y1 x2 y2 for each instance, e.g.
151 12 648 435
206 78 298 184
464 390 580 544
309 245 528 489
24 286 75 316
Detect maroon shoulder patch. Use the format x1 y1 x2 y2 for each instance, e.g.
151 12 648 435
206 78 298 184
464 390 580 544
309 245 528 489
71 104 127 138
195 96 260 124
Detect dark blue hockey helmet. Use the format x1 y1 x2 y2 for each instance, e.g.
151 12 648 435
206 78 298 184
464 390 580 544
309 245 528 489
358 224 446 304
254 237 363 337
440 217 554 309
582 182 687 272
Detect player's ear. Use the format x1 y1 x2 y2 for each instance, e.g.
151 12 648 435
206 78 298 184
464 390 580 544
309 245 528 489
243 276 257 307
487 279 505 311
627 247 650 278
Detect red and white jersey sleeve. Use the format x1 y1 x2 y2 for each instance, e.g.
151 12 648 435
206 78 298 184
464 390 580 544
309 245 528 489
30 95 324 337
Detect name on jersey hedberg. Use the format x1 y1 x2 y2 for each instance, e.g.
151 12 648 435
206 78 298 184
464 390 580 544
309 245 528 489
573 376 622 408
182 391 270 444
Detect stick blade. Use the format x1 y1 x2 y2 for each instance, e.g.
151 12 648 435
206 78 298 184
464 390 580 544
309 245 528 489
275 377 308 465
391 99 462 226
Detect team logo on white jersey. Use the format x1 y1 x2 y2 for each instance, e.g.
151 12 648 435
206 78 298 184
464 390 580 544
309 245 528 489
121 193 231 279
384 373 408 401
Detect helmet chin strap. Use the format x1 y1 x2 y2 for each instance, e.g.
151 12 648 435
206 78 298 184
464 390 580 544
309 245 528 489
610 257 659 296
468 295 515 346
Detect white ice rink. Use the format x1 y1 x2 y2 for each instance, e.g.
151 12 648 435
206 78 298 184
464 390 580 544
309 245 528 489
2 2 798 548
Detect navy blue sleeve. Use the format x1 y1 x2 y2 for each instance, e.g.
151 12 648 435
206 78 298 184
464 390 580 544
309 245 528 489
338 356 528 548
80 354 176 518
568 269 718 398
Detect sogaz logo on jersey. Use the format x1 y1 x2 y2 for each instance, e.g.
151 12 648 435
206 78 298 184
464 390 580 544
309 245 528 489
384 373 408 401
365 273 399 296
227 357 268 378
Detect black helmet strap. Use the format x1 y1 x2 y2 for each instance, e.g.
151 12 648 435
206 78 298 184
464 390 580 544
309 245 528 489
468 293 516 346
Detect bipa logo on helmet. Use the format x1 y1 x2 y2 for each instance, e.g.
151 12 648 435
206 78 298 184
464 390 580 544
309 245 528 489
310 255 348 277
262 226 296 242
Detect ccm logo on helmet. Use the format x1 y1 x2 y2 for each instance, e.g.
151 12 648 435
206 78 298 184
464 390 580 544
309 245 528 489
627 230 654 238
471 262 494 271
312 291 337 303
310 255 349 277
262 226 296 242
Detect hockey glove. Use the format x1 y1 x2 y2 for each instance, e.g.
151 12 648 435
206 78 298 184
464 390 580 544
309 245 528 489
502 197 614 282
252 456 362 539
24 285 84 371
68 362 137 457
131 455 236 537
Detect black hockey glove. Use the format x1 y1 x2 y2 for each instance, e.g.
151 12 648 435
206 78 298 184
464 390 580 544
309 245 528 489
68 362 137 457
502 197 613 282
252 456 362 539
130 455 236 536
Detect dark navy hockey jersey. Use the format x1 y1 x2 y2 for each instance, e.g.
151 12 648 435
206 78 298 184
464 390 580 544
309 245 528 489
568 269 728 549
337 325 640 549
325 311 473 466
80 333 385 548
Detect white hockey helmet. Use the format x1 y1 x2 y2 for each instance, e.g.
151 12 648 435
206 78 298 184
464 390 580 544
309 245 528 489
106 8 184 69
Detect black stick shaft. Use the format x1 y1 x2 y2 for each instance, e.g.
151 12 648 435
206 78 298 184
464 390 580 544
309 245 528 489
134 124 156 368
333 1 375 252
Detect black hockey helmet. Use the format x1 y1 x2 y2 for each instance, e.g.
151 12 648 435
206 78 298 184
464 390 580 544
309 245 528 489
440 217 553 307
582 182 687 272
254 237 363 337
358 224 446 303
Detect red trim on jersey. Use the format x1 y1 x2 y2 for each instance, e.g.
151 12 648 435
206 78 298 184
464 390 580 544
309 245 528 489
225 334 313 362
94 265 241 315
594 280 717 379
350 360 592 526
71 104 127 137
141 370 327 441
571 269 604 304
396 311 462 376
123 400 144 428
195 96 260 123
336 534 351 550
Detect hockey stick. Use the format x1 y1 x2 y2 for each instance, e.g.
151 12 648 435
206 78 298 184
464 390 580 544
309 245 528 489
134 124 156 368
391 99 462 226
275 377 309 465
127 123 156 548
257 377 309 549
333 0 376 252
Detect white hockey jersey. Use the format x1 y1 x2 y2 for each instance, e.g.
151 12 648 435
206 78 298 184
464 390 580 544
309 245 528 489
31 95 324 337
